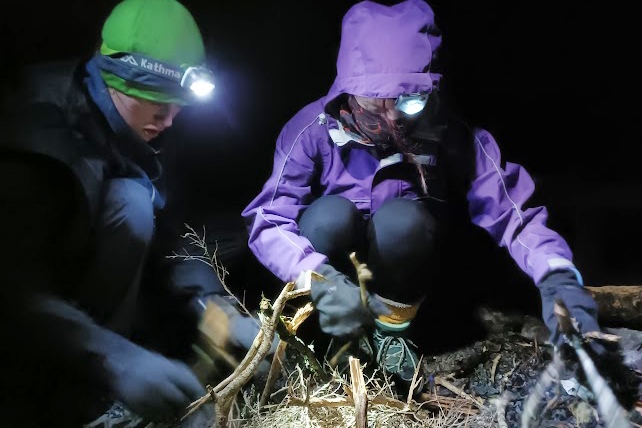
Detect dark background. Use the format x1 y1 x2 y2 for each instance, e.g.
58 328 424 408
2 0 641 287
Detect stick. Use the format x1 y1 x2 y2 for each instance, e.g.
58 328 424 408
286 288 312 301
183 281 298 427
328 252 373 369
259 341 287 408
259 302 315 407
349 357 368 428
328 341 353 369
406 354 424 406
349 252 372 307
553 299 632 428
493 391 514 428
490 353 502 385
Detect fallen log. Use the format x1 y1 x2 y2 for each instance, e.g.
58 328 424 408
585 285 642 329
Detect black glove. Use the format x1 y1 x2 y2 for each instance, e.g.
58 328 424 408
310 263 390 338
103 341 206 421
538 270 642 409
538 270 600 348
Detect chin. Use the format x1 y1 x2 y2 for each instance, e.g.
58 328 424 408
140 132 156 142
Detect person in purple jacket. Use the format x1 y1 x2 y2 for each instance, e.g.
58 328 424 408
242 0 603 390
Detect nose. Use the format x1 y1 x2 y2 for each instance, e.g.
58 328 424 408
160 114 174 128
156 104 182 129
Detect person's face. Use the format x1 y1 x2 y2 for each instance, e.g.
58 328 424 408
353 95 402 122
109 88 182 142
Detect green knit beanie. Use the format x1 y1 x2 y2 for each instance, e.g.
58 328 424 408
99 0 206 104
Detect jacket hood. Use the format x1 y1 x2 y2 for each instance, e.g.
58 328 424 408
324 0 442 118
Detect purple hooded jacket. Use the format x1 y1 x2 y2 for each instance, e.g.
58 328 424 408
242 0 579 288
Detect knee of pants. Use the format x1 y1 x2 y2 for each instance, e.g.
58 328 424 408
371 198 439 243
299 195 363 240
100 178 155 247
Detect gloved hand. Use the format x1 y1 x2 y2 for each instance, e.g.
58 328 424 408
538 270 642 410
310 263 390 338
103 341 206 421
193 294 278 385
197 294 275 353
538 270 601 348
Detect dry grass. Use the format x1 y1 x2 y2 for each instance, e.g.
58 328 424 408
219 361 484 428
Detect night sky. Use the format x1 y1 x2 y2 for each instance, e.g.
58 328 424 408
2 0 641 285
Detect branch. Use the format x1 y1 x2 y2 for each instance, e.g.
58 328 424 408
259 300 315 407
183 281 321 427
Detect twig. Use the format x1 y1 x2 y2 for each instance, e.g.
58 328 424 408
492 391 514 428
490 353 502 385
182 384 217 422
167 224 256 317
183 281 299 427
406 354 424 406
327 252 373 369
417 393 481 416
584 331 621 342
286 288 312 300
328 341 353 369
259 302 315 407
434 376 485 409
349 252 372 307
259 341 287 408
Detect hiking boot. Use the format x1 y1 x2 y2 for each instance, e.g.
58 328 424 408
371 319 423 391
83 401 148 428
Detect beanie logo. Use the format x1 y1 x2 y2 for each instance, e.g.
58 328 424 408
120 55 139 66
139 58 182 80
118 54 182 81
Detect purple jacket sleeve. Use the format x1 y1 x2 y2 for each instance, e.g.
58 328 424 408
468 128 580 285
241 113 328 283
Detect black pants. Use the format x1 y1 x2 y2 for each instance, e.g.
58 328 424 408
299 195 443 304
297 195 539 353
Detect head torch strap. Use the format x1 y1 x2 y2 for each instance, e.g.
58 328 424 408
96 53 213 94
106 53 183 81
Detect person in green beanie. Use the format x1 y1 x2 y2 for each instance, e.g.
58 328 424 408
0 0 262 426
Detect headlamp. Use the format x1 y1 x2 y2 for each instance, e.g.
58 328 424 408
97 53 216 100
394 92 429 115
180 66 215 97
